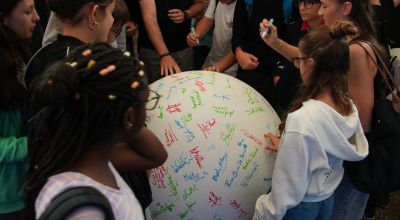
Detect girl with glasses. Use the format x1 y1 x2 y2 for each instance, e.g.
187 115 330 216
254 21 369 220
269 0 323 117
260 0 389 219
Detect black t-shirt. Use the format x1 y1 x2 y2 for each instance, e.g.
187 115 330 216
232 0 286 73
25 35 83 89
371 0 397 47
135 0 193 52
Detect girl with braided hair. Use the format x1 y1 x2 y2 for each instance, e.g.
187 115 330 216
24 43 155 220
24 0 167 213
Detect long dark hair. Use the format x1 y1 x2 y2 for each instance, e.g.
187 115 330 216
0 0 30 109
336 0 386 60
289 20 358 115
46 0 114 24
24 43 147 219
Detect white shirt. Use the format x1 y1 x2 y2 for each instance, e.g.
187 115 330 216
254 99 369 220
203 0 238 77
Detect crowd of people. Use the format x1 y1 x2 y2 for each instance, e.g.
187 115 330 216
0 0 399 219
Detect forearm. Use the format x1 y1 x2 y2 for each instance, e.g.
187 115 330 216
111 144 162 172
195 17 214 39
270 39 298 61
216 52 236 72
111 127 168 172
185 0 206 18
140 0 169 55
128 127 167 164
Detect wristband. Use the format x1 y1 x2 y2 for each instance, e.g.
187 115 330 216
160 52 170 59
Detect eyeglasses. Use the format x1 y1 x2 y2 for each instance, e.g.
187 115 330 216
138 90 161 110
110 25 123 38
291 56 309 66
297 0 321 9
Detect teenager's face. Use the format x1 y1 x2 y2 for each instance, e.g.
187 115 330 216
299 1 321 23
2 0 39 39
294 50 314 82
96 1 115 42
318 0 346 26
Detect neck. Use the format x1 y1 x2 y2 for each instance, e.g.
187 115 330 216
307 17 322 29
69 144 118 189
314 88 346 115
63 24 97 43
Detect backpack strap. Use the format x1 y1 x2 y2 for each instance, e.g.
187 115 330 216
38 186 115 220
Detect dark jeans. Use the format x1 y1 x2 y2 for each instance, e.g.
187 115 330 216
283 195 334 220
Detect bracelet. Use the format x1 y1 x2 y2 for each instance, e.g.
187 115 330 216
160 52 170 59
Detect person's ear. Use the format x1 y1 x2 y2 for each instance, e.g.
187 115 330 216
341 1 352 17
88 4 100 30
123 107 135 130
308 57 316 68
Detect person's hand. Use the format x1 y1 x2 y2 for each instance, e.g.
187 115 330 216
264 132 281 152
125 21 137 37
186 32 199 47
160 55 181 76
236 50 259 70
259 19 278 47
168 9 185 24
203 64 220 72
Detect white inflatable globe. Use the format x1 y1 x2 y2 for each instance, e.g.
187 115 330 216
146 71 280 220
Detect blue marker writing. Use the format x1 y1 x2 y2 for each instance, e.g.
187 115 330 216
261 18 274 38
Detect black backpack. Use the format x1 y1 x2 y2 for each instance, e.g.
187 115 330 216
38 187 115 220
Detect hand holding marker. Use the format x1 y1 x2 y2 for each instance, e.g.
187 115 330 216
261 18 274 38
191 27 200 45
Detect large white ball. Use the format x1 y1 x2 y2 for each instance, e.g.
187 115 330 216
146 71 280 220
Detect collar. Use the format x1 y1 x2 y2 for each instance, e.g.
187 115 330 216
301 20 324 31
301 21 310 31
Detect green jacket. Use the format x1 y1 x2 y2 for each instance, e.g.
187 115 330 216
0 109 28 214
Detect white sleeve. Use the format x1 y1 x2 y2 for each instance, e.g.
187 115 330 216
42 12 63 46
66 206 106 220
204 0 217 20
254 131 313 220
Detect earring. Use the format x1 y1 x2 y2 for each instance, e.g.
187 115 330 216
126 122 133 129
89 21 99 31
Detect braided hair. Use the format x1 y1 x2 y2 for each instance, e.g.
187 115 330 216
24 43 147 219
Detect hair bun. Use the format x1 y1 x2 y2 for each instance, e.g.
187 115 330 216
329 20 359 40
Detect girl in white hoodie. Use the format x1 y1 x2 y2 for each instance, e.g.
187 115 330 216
253 20 369 220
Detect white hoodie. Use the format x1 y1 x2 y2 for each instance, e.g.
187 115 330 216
254 99 369 220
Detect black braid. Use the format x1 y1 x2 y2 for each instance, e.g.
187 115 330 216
23 43 147 220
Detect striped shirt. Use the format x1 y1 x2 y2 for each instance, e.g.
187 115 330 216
35 163 144 220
